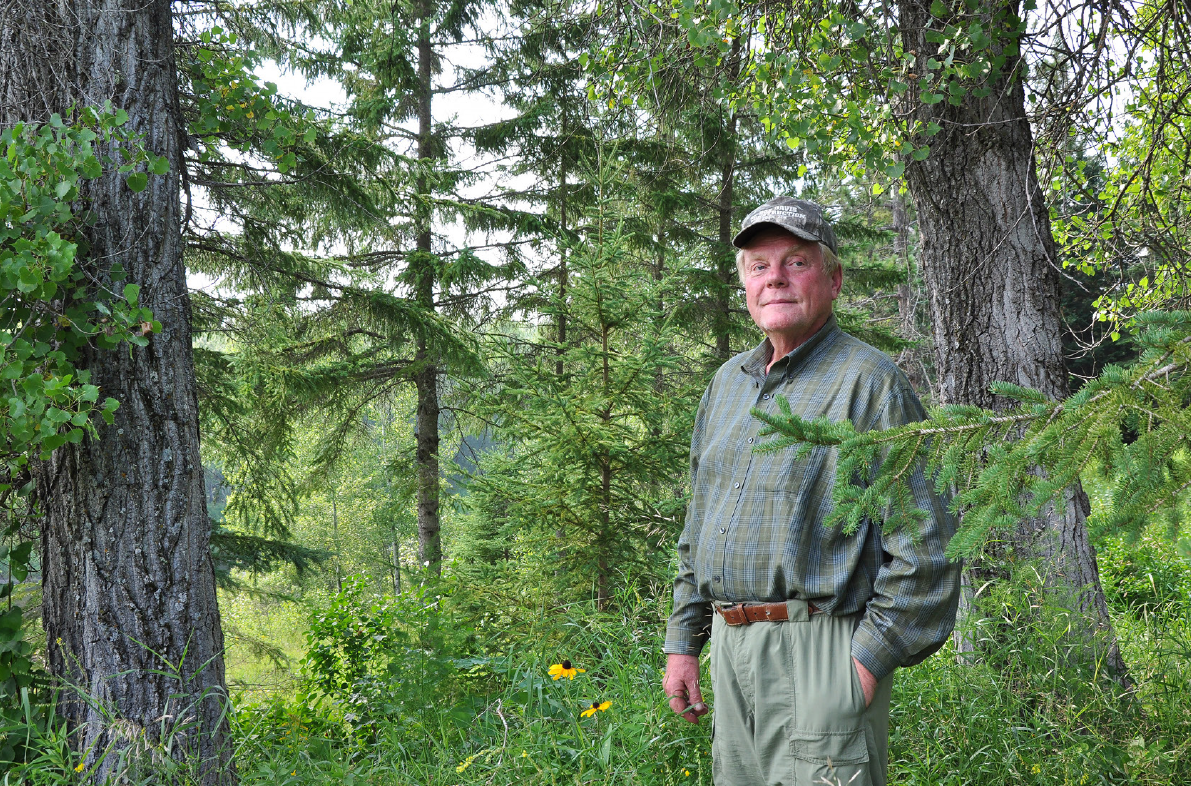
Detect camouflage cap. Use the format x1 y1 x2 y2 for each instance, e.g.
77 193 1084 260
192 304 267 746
732 197 838 254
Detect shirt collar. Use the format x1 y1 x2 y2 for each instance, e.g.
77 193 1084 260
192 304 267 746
740 313 841 381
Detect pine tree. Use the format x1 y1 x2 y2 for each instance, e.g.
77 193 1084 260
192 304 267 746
476 0 600 373
462 163 699 607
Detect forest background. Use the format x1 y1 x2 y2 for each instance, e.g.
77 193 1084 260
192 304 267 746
1 0 1191 784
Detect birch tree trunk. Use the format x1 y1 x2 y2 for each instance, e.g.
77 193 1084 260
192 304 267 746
0 1 234 781
899 0 1126 676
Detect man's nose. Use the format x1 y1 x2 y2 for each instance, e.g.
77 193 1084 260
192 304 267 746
764 267 787 286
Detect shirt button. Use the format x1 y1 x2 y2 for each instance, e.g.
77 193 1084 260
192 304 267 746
733 483 740 489
762 393 770 400
718 527 726 534
747 437 754 444
714 576 722 582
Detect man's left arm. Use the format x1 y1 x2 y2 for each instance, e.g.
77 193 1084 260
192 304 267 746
850 387 963 687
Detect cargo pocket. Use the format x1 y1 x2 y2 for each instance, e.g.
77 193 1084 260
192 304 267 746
789 728 870 766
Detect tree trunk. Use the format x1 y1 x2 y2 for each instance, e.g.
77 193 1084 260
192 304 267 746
891 191 930 394
597 324 612 610
413 0 442 572
332 490 342 594
556 108 568 378
714 119 737 361
1 1 234 781
899 0 1126 676
713 39 742 362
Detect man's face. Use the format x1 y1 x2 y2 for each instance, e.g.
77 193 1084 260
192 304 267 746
741 229 842 350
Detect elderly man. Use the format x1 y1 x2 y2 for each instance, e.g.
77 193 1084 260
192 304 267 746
662 197 961 786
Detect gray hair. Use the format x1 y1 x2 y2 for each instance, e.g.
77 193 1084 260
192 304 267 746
735 242 840 286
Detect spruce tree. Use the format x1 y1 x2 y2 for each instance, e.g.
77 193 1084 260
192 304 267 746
463 163 698 607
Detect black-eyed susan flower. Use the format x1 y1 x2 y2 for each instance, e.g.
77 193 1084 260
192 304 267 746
580 700 612 718
548 659 585 680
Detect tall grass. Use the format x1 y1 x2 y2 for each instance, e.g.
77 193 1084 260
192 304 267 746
8 568 1190 784
222 572 1191 786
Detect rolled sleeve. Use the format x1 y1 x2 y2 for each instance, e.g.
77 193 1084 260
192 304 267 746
665 387 714 656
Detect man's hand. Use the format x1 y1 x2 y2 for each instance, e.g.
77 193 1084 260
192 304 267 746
663 653 708 723
852 657 877 708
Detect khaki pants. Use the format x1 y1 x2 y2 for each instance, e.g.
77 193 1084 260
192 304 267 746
709 601 893 786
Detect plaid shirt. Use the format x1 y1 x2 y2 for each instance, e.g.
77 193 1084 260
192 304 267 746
664 315 961 681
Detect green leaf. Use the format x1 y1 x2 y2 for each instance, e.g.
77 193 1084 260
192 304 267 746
149 155 170 176
125 171 148 192
80 156 102 179
123 283 140 305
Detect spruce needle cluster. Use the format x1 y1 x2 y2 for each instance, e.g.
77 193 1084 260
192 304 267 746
752 311 1191 559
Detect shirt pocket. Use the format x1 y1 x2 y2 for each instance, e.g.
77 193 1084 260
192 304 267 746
750 443 832 498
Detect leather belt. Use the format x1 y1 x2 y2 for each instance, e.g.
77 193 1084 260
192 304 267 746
715 601 821 626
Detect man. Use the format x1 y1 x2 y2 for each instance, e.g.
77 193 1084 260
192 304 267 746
662 197 961 786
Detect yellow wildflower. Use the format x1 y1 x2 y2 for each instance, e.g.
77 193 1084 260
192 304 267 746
548 660 585 680
75 762 85 773
580 700 612 718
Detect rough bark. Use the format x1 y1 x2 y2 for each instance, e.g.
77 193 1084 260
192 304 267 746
899 0 1126 676
413 0 442 572
891 191 930 395
1 1 234 781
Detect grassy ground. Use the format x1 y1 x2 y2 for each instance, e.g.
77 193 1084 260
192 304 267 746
220 578 1190 786
7 557 1189 784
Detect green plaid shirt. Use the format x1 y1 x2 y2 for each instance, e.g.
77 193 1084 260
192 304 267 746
665 315 961 681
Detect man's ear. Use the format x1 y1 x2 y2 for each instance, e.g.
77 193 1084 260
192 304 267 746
830 265 843 299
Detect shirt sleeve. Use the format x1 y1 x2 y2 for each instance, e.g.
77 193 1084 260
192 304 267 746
663 385 714 656
850 386 962 682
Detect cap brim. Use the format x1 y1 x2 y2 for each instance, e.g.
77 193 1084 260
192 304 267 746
731 222 822 249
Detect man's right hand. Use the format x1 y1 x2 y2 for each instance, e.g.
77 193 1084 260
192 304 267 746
663 653 708 724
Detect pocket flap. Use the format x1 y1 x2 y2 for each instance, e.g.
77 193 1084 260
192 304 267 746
790 727 870 766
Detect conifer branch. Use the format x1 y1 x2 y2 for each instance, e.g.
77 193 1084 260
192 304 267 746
752 312 1191 558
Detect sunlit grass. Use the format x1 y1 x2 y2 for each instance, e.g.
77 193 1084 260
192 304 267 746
222 574 1191 786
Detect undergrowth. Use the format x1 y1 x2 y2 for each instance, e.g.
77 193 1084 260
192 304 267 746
7 555 1191 784
223 567 1190 786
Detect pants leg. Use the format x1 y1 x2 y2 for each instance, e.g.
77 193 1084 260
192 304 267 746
709 606 891 786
